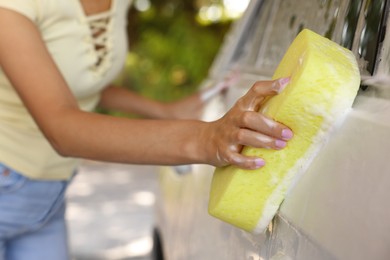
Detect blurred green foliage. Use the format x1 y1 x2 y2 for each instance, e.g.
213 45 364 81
115 1 232 102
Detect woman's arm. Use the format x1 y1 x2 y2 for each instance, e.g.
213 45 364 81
99 71 238 120
0 8 292 170
98 85 204 120
99 84 208 120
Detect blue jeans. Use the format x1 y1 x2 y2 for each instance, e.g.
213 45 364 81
0 163 71 260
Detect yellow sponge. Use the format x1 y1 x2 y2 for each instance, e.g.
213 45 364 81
208 29 360 234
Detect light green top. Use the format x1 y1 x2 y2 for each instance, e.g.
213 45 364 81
0 0 131 179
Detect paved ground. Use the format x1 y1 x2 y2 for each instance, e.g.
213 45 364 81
66 160 159 260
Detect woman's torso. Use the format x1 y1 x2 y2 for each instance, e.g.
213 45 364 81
0 0 132 179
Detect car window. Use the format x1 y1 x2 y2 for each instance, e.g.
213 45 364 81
357 0 387 76
234 0 350 72
231 0 387 81
231 0 272 71
364 0 390 98
256 0 350 71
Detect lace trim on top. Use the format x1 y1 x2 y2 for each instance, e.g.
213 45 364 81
86 11 112 72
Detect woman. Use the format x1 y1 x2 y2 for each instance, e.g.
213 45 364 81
0 0 293 259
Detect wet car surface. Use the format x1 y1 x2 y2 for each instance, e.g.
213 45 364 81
153 0 390 259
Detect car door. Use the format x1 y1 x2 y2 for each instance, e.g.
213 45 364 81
153 0 390 259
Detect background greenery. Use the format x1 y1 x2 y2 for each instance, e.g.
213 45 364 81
114 0 244 104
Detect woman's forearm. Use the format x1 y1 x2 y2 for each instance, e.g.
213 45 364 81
98 86 169 119
99 85 205 120
51 109 210 166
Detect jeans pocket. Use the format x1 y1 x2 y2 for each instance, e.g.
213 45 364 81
0 164 26 193
0 165 67 230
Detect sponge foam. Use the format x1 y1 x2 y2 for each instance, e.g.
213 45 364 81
208 29 360 234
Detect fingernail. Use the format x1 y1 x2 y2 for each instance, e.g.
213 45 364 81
282 129 293 140
273 77 290 93
279 77 290 86
263 117 276 129
254 158 266 168
275 139 287 149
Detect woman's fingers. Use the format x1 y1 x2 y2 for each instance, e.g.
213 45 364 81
212 77 293 169
235 128 288 150
222 151 266 170
237 111 293 142
236 78 290 111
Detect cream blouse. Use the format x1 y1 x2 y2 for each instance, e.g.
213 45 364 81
0 0 131 179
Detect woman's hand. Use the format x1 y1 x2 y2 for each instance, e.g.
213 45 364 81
163 93 204 120
163 71 239 120
203 78 293 169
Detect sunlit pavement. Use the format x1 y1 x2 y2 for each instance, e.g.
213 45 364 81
66 160 158 260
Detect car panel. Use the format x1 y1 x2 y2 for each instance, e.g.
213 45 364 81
154 0 390 259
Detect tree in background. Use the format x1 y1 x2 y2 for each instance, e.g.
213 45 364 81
113 0 248 107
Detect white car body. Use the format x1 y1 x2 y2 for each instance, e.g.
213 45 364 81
153 0 390 259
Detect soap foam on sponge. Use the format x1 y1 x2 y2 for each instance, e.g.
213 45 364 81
208 29 360 234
